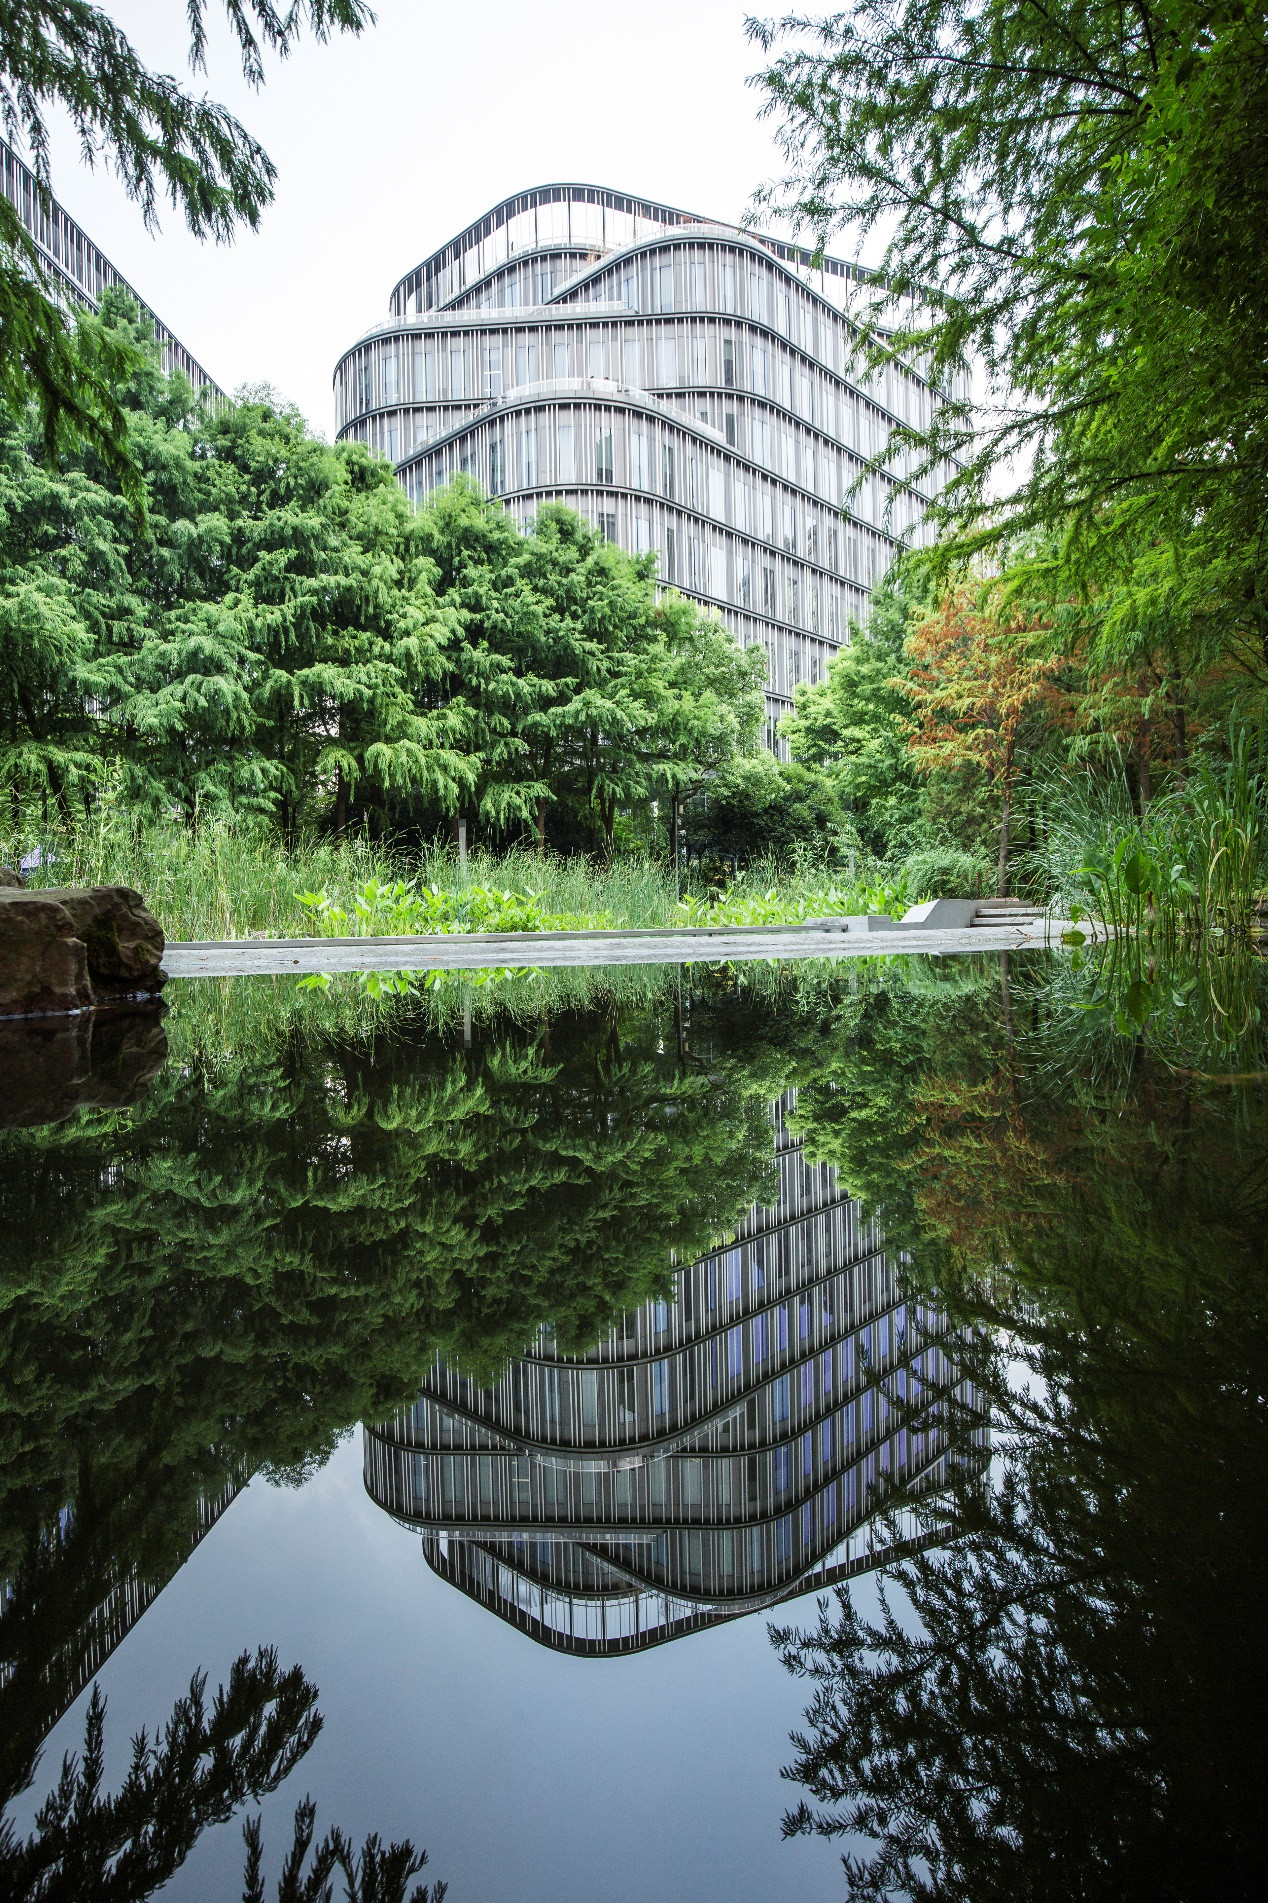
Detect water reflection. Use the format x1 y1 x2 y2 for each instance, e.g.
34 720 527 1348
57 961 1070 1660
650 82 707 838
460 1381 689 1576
773 952 1268 1898
366 1093 985 1653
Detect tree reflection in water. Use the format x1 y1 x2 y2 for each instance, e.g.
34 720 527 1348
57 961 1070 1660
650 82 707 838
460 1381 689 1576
0 978 805 1878
0 1646 443 1901
776 951 1268 1900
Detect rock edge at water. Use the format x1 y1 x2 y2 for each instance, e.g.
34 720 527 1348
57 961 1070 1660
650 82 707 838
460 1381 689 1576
0 885 166 1019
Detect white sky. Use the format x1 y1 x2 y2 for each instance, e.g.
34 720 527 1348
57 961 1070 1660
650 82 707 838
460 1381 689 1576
39 1 820 437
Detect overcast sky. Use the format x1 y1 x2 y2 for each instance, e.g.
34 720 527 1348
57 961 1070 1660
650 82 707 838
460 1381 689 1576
38 1 824 437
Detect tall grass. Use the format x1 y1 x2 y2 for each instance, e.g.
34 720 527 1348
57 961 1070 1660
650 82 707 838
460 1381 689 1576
1034 735 1267 943
3 810 923 941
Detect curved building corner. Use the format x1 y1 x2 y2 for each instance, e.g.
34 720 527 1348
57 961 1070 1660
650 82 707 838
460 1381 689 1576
334 184 958 737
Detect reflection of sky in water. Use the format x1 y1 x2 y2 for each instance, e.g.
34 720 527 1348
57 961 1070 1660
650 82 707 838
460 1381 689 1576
29 1439 845 1902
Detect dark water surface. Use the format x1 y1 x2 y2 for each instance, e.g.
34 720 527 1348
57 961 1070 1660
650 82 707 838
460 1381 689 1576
2 953 1265 1900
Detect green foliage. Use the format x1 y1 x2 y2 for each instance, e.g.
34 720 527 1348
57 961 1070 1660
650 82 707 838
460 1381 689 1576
413 479 766 853
1037 736 1267 940
0 2 370 474
295 878 610 938
781 583 924 859
752 3 1268 668
687 752 853 867
0 318 762 852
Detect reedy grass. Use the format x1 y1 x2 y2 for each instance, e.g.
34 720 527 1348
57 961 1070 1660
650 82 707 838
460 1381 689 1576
1029 735 1268 944
4 813 904 941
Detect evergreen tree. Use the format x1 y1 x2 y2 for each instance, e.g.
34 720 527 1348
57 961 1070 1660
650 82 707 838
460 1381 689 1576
0 1 371 473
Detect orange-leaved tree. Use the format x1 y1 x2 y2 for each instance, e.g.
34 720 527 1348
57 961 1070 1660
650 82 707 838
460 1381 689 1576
904 585 1069 895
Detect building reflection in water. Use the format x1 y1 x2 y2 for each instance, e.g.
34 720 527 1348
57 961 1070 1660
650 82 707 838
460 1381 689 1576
364 1095 986 1654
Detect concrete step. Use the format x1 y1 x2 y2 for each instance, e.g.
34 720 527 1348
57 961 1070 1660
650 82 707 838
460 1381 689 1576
971 901 1045 926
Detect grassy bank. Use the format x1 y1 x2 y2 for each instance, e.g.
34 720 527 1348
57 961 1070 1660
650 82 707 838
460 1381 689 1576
5 821 910 941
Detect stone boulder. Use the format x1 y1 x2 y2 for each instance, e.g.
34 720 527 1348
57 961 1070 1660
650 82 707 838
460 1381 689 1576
36 885 164 983
0 893 93 1018
0 885 165 1016
0 866 24 888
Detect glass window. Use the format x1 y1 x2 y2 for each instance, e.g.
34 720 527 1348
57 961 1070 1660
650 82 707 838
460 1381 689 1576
485 341 502 396
598 510 616 542
692 334 708 381
595 428 614 484
556 421 575 481
621 336 641 384
689 259 708 307
553 340 570 379
630 429 648 488
720 262 737 313
708 459 725 522
587 338 608 379
519 424 538 484
728 1326 743 1378
661 443 676 502
489 434 505 494
752 1313 769 1366
448 347 466 398
382 351 398 400
762 566 776 617
515 340 537 384
652 1360 670 1416
750 344 768 394
621 270 638 311
655 335 678 384
722 338 735 388
653 261 674 311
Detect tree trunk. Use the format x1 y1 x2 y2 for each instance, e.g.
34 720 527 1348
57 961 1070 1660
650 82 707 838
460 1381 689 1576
333 768 349 840
1171 683 1188 787
536 796 547 853
996 745 1015 898
1137 674 1152 808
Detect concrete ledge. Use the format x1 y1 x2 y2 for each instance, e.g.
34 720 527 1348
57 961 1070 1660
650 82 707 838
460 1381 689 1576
163 917 1077 979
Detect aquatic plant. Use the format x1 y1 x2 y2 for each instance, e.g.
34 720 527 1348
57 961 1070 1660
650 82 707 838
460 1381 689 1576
1038 735 1267 942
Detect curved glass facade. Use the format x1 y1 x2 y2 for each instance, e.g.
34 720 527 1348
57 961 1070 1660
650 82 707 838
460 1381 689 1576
363 1093 986 1656
334 184 958 734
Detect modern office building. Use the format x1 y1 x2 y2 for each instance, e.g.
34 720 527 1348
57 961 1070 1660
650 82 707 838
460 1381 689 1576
334 184 958 736
363 1093 985 1655
1 137 220 396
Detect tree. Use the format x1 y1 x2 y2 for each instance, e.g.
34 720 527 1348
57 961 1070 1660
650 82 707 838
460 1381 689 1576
0 297 473 834
781 580 923 859
0 1648 443 1901
415 481 765 855
0 1 371 473
904 585 1068 893
750 3 1268 671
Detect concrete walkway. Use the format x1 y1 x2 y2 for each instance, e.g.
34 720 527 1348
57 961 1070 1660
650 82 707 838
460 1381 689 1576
163 917 1081 979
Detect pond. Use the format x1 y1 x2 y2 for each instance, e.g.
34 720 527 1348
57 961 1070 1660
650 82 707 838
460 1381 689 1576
1 949 1264 1900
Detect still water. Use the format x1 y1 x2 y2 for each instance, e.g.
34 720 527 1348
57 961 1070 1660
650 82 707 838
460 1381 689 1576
1 952 1264 1899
